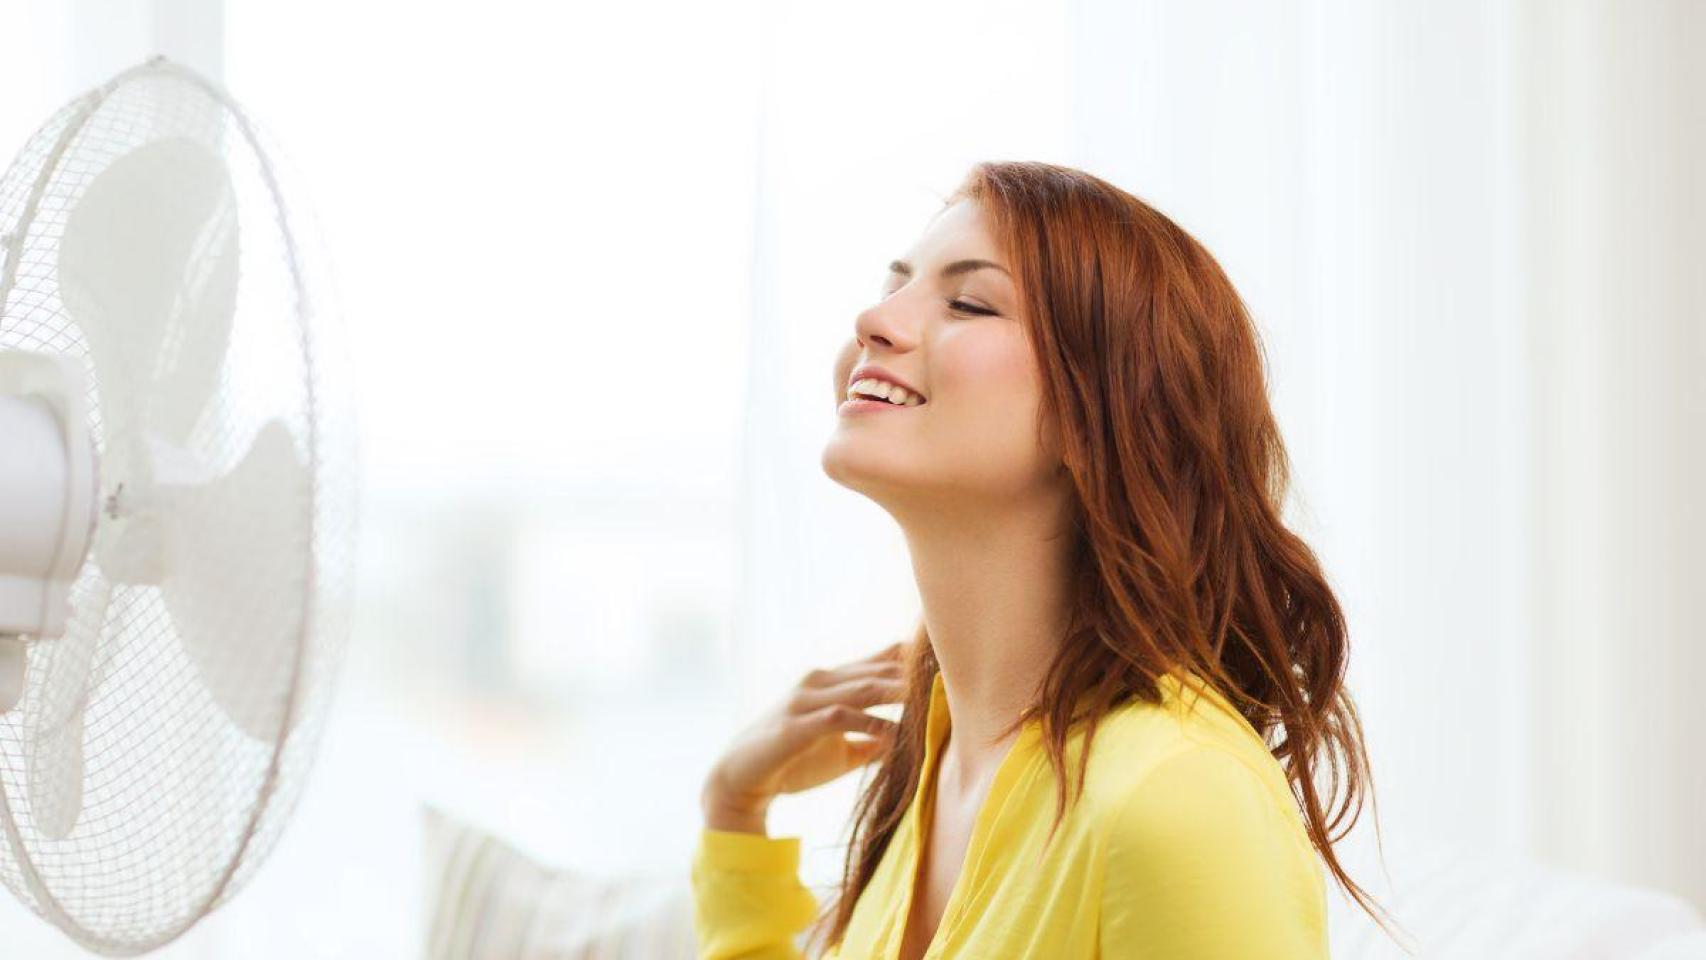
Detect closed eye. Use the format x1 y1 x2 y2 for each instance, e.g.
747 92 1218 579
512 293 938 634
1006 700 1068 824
949 299 996 316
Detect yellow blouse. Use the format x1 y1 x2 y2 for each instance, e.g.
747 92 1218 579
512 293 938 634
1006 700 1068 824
691 668 1330 958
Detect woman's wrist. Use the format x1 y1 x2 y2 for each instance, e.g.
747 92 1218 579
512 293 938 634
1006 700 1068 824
701 770 773 835
703 800 770 835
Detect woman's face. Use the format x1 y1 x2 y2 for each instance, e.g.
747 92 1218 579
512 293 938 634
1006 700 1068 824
823 198 1060 510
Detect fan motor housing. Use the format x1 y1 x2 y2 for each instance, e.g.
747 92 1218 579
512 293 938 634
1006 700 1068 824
0 351 98 641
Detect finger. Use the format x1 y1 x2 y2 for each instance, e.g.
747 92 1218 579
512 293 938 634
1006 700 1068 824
845 734 893 765
826 659 905 686
801 703 898 740
850 640 907 666
799 658 902 690
790 675 905 715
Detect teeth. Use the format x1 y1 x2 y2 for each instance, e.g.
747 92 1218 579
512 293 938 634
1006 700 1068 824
846 377 925 406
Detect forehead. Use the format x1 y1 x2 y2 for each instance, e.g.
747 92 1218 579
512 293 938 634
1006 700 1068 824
904 197 1000 265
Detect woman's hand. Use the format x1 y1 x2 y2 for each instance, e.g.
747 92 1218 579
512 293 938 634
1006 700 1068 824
701 640 908 834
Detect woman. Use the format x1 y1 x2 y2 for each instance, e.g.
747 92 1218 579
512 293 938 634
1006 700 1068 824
693 161 1406 958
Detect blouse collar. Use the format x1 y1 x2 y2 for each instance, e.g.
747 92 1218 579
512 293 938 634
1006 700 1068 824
917 663 1251 773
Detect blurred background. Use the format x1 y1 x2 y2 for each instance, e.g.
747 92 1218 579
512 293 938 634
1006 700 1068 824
0 0 1700 955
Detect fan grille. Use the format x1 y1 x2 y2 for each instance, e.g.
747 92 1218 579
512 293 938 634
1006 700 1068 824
0 60 354 954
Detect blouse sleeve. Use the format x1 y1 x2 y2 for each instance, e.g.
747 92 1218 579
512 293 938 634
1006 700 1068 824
1099 744 1329 959
690 826 823 960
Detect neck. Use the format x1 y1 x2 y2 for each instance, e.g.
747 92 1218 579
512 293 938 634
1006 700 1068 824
895 486 1077 790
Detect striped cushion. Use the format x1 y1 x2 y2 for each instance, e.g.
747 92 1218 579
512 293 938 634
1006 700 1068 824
422 805 697 959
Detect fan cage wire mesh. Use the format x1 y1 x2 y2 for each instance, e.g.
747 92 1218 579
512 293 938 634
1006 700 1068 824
0 58 356 955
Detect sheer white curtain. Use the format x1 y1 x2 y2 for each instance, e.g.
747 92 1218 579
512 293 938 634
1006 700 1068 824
736 0 1705 919
1520 0 1704 909
1063 0 1542 892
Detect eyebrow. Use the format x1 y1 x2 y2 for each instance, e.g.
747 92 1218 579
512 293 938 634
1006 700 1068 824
887 258 1011 280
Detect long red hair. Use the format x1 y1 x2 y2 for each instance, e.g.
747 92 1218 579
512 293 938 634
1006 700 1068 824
806 161 1408 954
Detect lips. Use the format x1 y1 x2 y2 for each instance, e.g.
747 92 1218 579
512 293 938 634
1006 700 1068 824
838 396 916 415
847 363 925 403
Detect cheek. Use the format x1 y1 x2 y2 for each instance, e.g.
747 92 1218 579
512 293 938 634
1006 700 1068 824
934 326 1040 412
929 327 1050 478
831 340 860 401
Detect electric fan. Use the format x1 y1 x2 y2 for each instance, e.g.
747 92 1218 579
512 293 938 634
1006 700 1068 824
0 56 355 954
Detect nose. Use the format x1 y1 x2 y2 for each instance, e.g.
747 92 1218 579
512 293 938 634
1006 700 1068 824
853 298 919 353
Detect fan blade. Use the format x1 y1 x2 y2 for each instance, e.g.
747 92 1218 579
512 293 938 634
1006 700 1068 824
0 638 23 714
24 574 110 841
58 135 240 455
159 419 309 743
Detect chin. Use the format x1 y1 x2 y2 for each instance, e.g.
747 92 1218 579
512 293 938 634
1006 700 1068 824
819 439 862 489
820 439 908 498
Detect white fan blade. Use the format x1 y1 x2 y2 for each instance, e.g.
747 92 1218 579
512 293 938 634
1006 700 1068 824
58 135 240 453
24 574 110 840
159 419 309 743
0 638 23 714
92 514 166 588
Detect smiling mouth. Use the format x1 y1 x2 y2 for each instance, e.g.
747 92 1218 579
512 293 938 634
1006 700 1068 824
837 389 928 419
845 377 926 407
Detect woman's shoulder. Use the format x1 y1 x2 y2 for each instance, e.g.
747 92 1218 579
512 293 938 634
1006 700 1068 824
1087 729 1331 955
1073 671 1301 834
1051 673 1330 955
